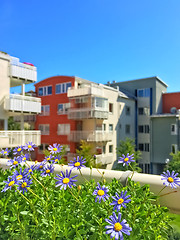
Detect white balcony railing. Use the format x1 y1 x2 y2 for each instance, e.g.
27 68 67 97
96 154 113 165
68 131 113 142
67 85 104 98
0 131 41 148
68 108 108 119
4 94 41 114
10 56 37 82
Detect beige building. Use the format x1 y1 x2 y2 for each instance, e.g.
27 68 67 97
67 77 135 169
0 51 41 148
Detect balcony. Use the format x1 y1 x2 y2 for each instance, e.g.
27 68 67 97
67 85 104 98
96 154 113 165
68 108 108 119
0 130 41 148
4 94 41 114
10 56 37 83
68 130 113 142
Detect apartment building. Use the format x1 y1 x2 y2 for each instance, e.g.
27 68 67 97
109 77 168 173
35 76 135 168
0 51 41 148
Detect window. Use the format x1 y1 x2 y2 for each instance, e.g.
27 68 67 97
145 143 149 152
171 124 177 135
40 105 50 116
126 106 130 115
38 124 49 135
103 145 106 154
125 124 130 134
138 108 144 115
109 145 113 153
103 124 106 131
57 103 70 114
56 82 71 94
171 144 177 154
138 107 149 115
38 86 52 96
38 143 49 153
145 125 150 133
57 124 70 135
137 88 150 97
145 164 150 173
109 124 113 131
138 125 144 133
138 143 144 151
109 103 113 113
96 124 102 131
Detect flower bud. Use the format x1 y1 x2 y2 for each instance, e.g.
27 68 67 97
77 185 81 191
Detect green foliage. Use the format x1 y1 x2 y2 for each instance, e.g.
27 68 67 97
164 152 180 175
76 140 102 168
8 117 20 130
113 138 142 172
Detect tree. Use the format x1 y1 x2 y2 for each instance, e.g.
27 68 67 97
76 140 102 168
113 137 142 172
164 151 180 175
8 117 20 130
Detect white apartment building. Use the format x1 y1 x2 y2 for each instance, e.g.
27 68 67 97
0 51 41 148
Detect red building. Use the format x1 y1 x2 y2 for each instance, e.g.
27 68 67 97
162 92 180 113
35 76 76 161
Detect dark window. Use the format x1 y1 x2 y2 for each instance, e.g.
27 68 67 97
145 143 149 152
138 125 144 133
126 106 130 115
56 84 61 94
109 103 113 113
109 145 113 153
66 82 72 91
109 124 113 131
138 108 144 115
38 88 43 96
139 143 144 151
48 86 52 95
145 164 150 173
145 125 150 133
125 124 130 134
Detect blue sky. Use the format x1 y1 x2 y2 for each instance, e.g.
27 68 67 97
1 0 180 93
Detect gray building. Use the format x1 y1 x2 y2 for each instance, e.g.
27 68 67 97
109 76 168 174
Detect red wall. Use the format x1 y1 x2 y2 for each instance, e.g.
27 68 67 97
35 76 76 161
163 92 180 113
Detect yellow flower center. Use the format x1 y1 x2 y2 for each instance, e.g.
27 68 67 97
63 178 70 184
28 145 32 148
35 160 38 164
21 182 27 188
55 159 58 162
13 161 18 165
46 169 50 173
4 151 7 154
118 198 124 204
23 157 26 161
17 148 21 152
168 177 174 183
16 175 23 180
75 162 80 167
53 147 57 151
97 190 104 196
47 158 50 161
124 157 129 162
29 169 32 173
114 222 122 231
8 181 15 187
40 165 43 168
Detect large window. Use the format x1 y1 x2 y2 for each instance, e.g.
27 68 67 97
57 103 70 114
138 125 149 133
138 107 150 116
57 124 70 135
40 105 50 116
56 82 71 94
137 88 150 97
38 86 52 96
38 124 49 135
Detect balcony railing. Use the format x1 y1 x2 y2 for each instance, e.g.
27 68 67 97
4 94 41 114
96 154 113 165
68 131 113 142
68 108 108 119
0 131 41 148
67 85 104 98
10 57 37 82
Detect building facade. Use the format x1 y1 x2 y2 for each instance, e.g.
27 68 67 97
0 51 41 148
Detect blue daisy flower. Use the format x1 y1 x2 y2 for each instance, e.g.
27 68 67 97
54 170 77 190
44 154 54 162
48 143 62 154
41 164 54 177
7 156 21 168
68 156 86 170
110 191 131 212
12 168 29 183
105 212 132 240
24 142 36 151
25 164 36 175
1 176 16 192
17 177 32 194
52 155 61 164
20 153 30 162
13 145 24 155
1 148 10 156
161 170 180 189
118 153 135 166
36 160 47 171
93 182 110 203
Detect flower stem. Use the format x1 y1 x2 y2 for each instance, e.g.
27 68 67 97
68 188 81 204
157 186 166 196
27 187 42 201
79 169 89 182
129 163 135 180
17 190 31 204
160 190 177 197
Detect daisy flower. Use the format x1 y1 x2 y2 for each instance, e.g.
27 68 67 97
12 168 29 183
24 142 36 151
93 182 110 203
110 191 131 212
1 148 10 156
17 177 32 194
68 156 86 170
54 170 77 190
118 153 135 166
41 164 54 177
105 212 132 240
48 143 62 154
13 145 24 155
161 170 180 189
1 176 16 192
7 157 21 168
36 160 47 171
